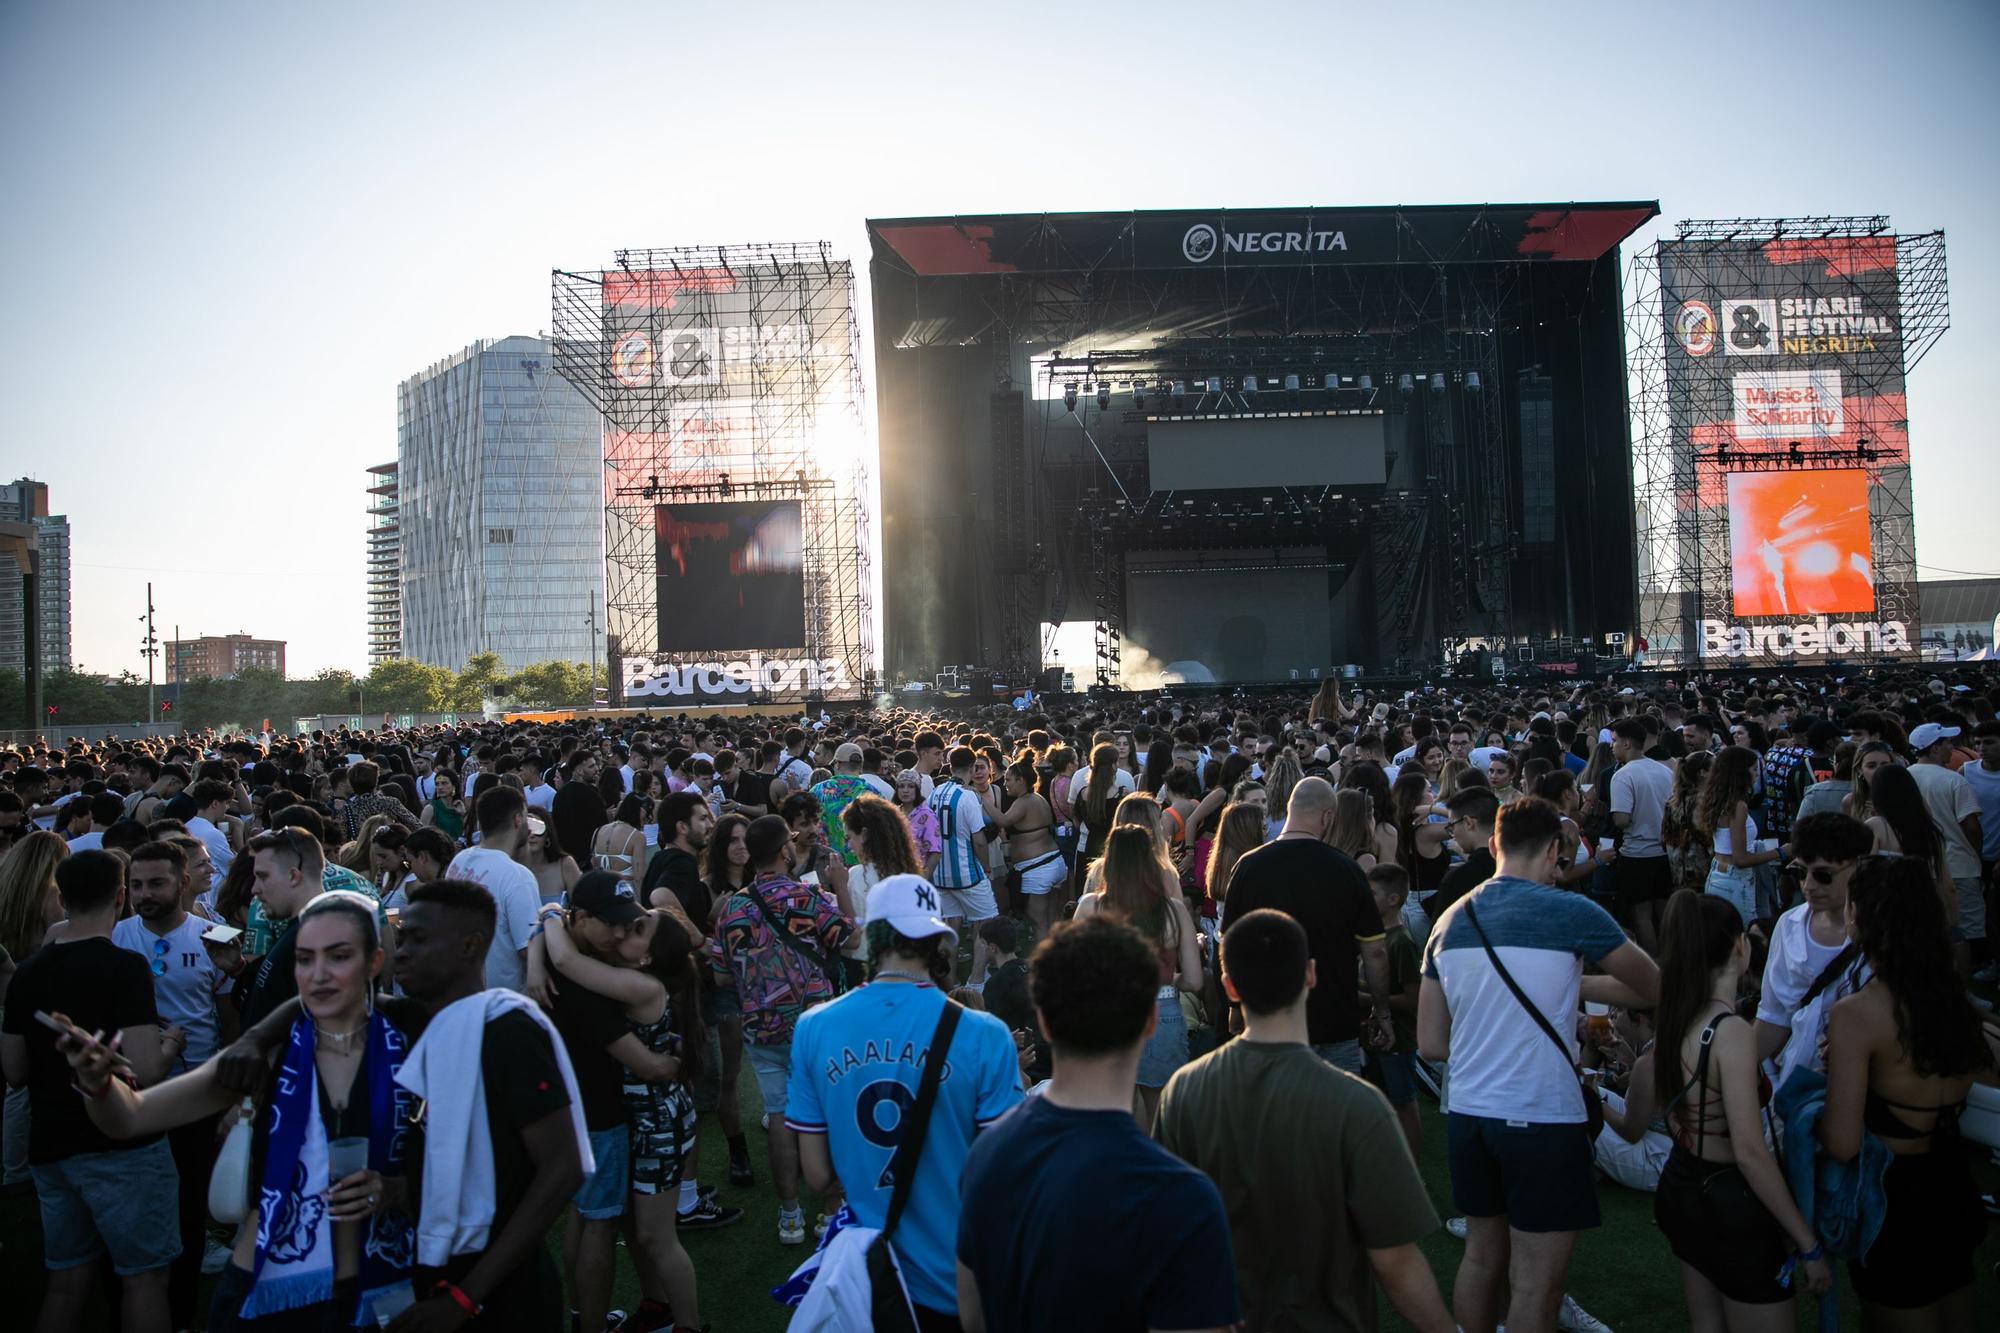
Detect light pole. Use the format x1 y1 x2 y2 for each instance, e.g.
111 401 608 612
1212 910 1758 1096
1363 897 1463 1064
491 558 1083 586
139 583 158 726
586 600 598 712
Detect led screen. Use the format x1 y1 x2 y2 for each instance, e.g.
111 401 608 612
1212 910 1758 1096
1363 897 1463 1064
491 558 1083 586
655 501 805 651
1727 470 1875 618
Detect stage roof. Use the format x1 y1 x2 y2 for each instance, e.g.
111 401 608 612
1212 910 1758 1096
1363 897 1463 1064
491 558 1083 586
868 203 1660 277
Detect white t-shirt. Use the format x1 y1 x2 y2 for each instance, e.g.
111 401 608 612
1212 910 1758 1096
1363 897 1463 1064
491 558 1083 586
1422 877 1628 1123
1961 760 2000 861
65 831 105 852
1470 746 1510 771
186 814 236 884
860 774 895 800
112 914 229 1071
444 847 540 992
777 755 814 792
524 782 556 812
1909 762 1983 879
1756 901 1848 1036
1609 756 1674 858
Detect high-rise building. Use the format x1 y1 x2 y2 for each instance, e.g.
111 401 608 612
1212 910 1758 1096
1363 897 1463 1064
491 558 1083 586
0 477 72 675
398 336 604 674
167 633 287 681
366 460 402 664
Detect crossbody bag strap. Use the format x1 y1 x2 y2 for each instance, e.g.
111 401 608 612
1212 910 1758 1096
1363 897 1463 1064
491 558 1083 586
741 882 843 993
879 999 963 1241
1463 900 1589 1115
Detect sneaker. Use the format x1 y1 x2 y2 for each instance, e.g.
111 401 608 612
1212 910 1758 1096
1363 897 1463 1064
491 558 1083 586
1557 1295 1612 1333
1972 961 1999 983
201 1235 233 1275
728 1153 755 1186
603 1311 628 1332
779 1206 807 1245
1444 1216 1468 1240
677 1196 745 1231
623 1303 673 1333
813 1211 832 1240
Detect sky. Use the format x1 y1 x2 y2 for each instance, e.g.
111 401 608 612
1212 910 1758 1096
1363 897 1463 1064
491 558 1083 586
4 0 1996 679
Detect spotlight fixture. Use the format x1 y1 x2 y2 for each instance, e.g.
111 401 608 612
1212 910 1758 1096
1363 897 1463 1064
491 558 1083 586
1132 381 1146 410
1205 376 1221 394
1171 380 1186 408
1096 382 1111 411
1063 382 1078 413
1398 373 1414 395
1464 371 1482 392
1242 375 1259 395
1282 374 1300 392
1357 374 1374 392
1429 373 1446 393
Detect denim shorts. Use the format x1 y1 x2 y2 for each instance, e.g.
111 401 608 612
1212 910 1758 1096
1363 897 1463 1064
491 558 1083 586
1367 1049 1419 1105
32 1137 182 1274
573 1125 630 1220
1705 862 1759 928
1136 990 1189 1090
1313 1038 1364 1075
747 1040 792 1116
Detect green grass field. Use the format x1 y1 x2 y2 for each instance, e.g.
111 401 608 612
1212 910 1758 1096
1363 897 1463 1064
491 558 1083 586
5 1076 1995 1331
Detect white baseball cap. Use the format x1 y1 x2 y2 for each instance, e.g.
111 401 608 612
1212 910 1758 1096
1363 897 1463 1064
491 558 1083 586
865 873 958 945
1909 722 1961 751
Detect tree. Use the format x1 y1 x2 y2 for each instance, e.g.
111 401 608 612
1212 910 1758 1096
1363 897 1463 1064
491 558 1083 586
363 659 455 713
449 652 507 713
502 660 593 708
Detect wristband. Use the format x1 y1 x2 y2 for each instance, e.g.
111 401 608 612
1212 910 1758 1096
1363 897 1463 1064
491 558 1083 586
1797 1242 1823 1263
434 1281 481 1318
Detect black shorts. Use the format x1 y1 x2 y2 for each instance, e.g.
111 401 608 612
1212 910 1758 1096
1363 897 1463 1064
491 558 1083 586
1849 1150 1981 1308
1654 1148 1791 1304
1447 1113 1599 1233
1616 855 1673 910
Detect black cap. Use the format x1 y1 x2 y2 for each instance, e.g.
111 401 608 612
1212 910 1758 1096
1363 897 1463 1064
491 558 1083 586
568 870 644 927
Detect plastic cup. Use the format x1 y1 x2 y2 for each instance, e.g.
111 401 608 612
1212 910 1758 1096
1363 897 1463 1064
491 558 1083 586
327 1136 369 1186
1598 838 1614 854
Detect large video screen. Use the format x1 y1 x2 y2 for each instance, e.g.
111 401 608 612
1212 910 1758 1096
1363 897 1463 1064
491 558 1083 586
655 501 805 652
1727 470 1875 618
1147 416 1386 490
1122 557 1332 687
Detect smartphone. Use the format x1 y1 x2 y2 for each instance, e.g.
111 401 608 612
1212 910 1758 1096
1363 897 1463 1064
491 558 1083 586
201 924 245 946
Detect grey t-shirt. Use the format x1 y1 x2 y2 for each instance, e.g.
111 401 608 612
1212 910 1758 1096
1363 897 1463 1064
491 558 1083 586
1609 756 1674 858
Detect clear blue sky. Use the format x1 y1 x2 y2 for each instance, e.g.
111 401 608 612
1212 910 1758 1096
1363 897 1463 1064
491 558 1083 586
5 0 1994 678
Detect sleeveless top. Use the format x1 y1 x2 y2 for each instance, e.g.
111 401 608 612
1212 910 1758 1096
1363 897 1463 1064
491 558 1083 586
1711 812 1758 858
620 993 684 1123
593 823 642 885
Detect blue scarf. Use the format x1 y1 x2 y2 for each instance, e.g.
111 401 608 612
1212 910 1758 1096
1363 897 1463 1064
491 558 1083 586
240 1010 416 1325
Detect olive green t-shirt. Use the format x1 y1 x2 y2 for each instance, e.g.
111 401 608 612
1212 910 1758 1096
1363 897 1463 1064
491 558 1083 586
1157 1038 1439 1333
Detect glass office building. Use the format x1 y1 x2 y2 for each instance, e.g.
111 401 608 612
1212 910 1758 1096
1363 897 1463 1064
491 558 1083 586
397 336 603 674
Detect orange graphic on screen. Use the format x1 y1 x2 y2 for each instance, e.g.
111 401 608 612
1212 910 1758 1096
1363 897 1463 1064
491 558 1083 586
1727 470 1875 617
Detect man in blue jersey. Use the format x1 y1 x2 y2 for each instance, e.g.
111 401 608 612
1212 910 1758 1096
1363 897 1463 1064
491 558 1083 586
787 874 1022 1331
926 746 999 982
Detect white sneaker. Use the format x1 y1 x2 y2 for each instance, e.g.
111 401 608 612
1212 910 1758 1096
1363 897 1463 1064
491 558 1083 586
778 1207 807 1245
1444 1215 1468 1240
201 1236 232 1275
1558 1295 1612 1332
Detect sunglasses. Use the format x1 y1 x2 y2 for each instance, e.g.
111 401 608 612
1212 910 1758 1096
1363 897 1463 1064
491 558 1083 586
148 936 171 977
1787 860 1853 885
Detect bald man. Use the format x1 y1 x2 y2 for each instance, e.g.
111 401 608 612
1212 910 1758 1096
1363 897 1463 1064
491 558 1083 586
1218 777 1395 1073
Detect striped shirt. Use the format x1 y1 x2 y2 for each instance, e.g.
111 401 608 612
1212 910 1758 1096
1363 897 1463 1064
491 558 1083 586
926 779 987 889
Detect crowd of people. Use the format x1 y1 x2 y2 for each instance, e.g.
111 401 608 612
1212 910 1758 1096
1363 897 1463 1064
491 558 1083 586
0 662 1997 1332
